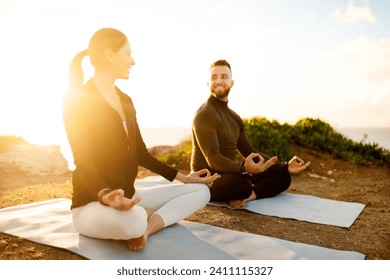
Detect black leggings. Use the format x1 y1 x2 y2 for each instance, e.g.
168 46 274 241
209 164 291 202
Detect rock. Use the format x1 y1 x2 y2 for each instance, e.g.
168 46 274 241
0 240 8 249
308 172 329 180
148 145 175 157
0 143 69 176
327 170 334 176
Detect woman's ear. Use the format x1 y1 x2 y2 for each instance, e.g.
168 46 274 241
103 48 115 63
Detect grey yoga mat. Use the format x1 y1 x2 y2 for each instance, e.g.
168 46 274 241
0 198 364 260
136 176 365 228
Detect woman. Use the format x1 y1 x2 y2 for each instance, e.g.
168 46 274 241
63 28 220 251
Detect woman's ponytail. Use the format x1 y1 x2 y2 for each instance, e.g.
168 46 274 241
68 49 88 92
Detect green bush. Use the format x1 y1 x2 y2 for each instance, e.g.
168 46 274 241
158 117 390 167
156 140 192 169
245 117 390 166
243 117 293 162
290 118 389 165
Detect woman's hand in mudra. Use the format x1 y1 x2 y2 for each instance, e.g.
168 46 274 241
101 189 141 211
183 169 221 184
175 169 220 184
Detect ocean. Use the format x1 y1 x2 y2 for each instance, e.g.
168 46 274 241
335 127 390 150
140 127 192 147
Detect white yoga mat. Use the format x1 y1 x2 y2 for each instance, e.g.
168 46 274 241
0 198 364 260
136 176 365 228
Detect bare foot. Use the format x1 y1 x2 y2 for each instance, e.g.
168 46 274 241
229 191 257 209
229 200 245 208
127 235 147 251
126 212 163 251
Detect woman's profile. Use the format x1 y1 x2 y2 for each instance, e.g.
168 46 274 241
63 27 220 251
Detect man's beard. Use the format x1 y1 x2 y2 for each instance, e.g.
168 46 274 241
211 85 231 99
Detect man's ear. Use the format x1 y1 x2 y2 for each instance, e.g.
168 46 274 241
231 80 235 88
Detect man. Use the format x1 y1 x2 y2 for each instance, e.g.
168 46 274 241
191 59 310 208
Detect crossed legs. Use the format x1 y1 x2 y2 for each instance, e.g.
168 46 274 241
72 182 210 251
209 165 291 208
128 182 210 250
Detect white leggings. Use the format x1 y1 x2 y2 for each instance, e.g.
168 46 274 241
71 182 210 240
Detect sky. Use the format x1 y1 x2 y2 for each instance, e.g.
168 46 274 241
1 0 390 151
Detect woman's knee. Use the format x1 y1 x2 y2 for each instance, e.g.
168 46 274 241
117 206 148 238
199 183 211 204
73 204 148 240
187 183 211 205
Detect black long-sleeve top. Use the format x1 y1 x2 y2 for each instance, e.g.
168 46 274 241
191 95 286 173
63 80 178 209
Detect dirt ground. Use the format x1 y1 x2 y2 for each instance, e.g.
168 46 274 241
0 145 389 260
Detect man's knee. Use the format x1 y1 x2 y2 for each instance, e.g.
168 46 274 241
281 173 292 192
210 173 252 201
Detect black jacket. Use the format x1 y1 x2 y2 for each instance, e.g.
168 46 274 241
63 80 177 208
191 95 285 173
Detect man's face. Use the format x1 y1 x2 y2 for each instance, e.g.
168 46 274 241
208 65 234 101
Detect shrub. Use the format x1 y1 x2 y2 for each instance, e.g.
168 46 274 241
243 117 293 162
157 117 390 167
290 118 390 165
245 117 390 166
156 139 192 169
